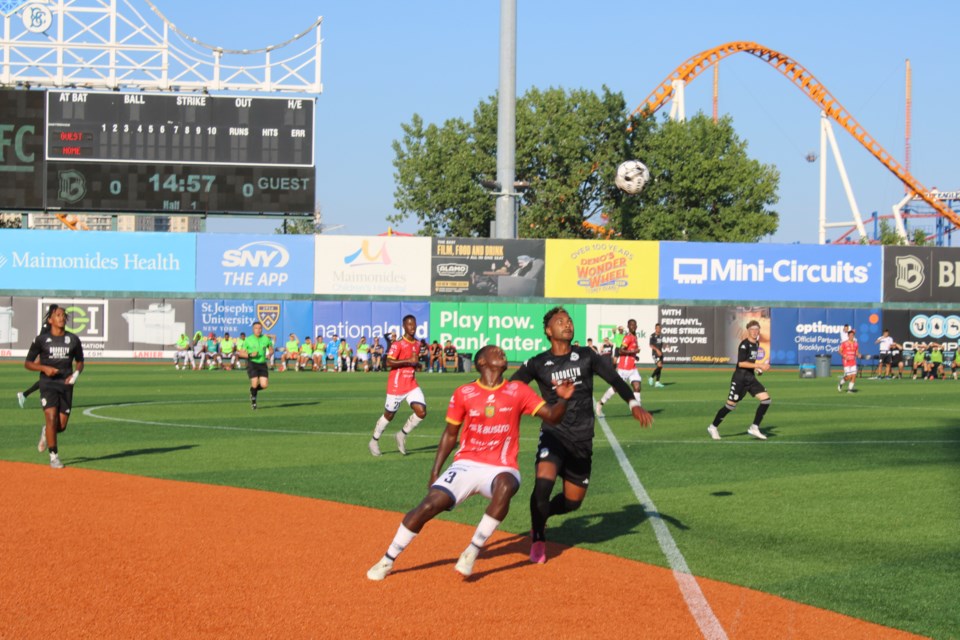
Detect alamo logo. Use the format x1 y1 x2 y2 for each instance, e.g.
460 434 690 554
895 255 924 292
437 263 469 278
257 304 280 331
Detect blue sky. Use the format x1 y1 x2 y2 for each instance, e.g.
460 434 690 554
169 1 958 244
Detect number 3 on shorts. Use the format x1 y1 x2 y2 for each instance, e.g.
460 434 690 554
442 469 458 484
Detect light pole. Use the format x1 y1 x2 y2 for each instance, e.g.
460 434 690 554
493 0 517 239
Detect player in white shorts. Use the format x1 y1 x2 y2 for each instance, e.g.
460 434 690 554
366 345 573 581
595 318 643 416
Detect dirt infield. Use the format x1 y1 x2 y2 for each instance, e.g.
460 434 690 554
1 461 926 639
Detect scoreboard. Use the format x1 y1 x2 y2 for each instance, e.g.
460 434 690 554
1 88 316 215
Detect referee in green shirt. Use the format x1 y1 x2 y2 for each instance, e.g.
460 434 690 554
238 321 273 409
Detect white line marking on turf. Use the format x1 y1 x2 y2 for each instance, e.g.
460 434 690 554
596 410 728 640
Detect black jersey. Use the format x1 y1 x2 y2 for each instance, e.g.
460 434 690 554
733 338 759 378
649 332 663 355
511 345 635 455
25 331 84 382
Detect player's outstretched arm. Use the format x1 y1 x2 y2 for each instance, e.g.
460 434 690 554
631 404 654 428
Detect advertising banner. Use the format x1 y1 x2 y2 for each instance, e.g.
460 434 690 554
545 239 658 299
0 229 196 293
583 304 659 364
660 242 881 302
196 233 314 294
431 238 545 297
0 296 192 357
656 306 727 365
0 88 45 210
883 309 960 353
312 301 430 342
193 299 314 348
430 302 584 362
770 308 882 365
314 235 431 296
883 246 960 303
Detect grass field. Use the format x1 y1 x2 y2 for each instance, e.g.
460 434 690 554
3 362 958 639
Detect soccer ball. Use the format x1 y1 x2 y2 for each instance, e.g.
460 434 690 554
615 159 650 195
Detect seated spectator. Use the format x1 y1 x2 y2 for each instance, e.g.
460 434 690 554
419 340 430 371
370 337 384 372
429 340 443 373
443 340 458 372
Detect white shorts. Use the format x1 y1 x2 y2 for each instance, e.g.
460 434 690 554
384 386 426 413
357 352 369 362
431 459 521 507
843 364 858 376
616 368 642 384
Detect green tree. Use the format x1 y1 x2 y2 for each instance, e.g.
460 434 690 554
610 114 779 242
390 92 778 242
867 219 929 246
391 87 639 238
275 207 324 235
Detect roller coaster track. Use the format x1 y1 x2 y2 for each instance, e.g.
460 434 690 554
631 41 960 231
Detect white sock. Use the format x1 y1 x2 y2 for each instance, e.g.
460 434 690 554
372 415 390 440
634 390 641 404
599 387 615 405
470 514 501 549
401 414 423 435
848 381 855 390
387 524 417 560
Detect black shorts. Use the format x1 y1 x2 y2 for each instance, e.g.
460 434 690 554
653 355 664 366
879 353 892 365
39 380 74 415
247 361 270 379
533 429 591 488
727 372 766 403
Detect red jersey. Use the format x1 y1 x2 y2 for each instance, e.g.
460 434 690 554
839 340 859 367
616 333 639 370
446 380 545 469
386 336 420 394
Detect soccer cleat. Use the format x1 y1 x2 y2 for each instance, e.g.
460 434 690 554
37 425 47 452
747 425 767 440
837 382 843 393
594 401 604 417
455 545 480 577
368 438 382 457
49 454 64 469
648 377 654 386
707 425 720 441
847 388 858 393
395 430 408 456
654 382 665 388
529 540 547 564
17 391 26 409
250 395 257 410
366 557 394 581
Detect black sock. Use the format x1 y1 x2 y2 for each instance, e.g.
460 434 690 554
548 493 582 517
753 400 770 426
712 405 733 426
530 478 554 542
23 381 40 397
653 366 662 381
49 446 58 454
250 387 259 399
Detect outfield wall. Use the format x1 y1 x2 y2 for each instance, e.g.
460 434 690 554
1 230 958 364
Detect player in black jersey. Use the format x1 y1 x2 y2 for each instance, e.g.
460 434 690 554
18 304 60 409
649 323 665 388
510 307 653 564
707 319 769 441
24 305 85 469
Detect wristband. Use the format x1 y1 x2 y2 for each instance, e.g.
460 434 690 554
629 399 641 410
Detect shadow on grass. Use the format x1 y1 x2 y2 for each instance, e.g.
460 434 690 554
67 444 198 465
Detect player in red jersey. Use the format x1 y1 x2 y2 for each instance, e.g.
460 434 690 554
838 329 861 393
595 318 643 416
366 345 574 580
368 314 427 456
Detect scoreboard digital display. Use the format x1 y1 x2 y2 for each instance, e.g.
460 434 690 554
43 90 315 214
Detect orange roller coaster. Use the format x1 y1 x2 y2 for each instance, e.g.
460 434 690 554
631 41 960 232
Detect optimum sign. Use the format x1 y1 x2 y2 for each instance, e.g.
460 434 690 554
660 242 880 302
196 234 314 293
